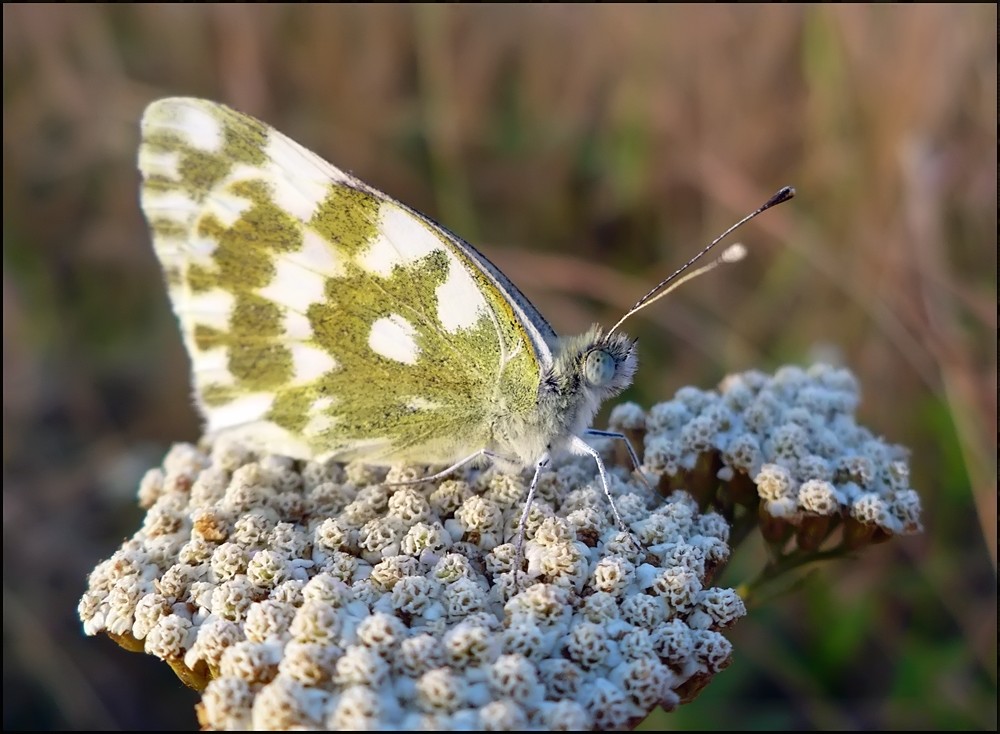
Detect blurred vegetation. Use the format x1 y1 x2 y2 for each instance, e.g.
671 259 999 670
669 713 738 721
2 4 995 731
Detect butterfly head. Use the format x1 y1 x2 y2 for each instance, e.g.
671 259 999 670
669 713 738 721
581 328 638 398
541 326 638 440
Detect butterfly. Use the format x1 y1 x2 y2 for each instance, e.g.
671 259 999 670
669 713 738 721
139 97 792 550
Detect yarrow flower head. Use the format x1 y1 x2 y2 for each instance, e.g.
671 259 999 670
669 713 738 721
80 365 922 730
618 364 923 558
83 429 741 728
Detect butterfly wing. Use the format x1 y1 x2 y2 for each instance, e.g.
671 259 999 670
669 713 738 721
140 97 555 463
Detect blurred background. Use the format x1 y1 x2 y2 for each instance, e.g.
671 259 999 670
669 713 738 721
2 4 995 730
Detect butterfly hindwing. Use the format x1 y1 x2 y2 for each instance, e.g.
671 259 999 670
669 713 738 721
139 98 547 463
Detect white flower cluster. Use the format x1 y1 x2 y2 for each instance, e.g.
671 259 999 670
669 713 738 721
79 432 745 730
616 364 922 540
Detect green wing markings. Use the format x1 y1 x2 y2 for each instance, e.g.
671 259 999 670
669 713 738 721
142 98 548 464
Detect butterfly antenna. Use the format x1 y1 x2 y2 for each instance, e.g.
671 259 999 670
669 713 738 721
607 186 795 336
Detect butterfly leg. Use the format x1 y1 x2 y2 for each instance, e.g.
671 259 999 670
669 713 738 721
584 428 653 493
569 434 642 553
384 448 511 486
512 454 550 586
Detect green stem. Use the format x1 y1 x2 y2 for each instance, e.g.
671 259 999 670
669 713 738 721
741 546 853 609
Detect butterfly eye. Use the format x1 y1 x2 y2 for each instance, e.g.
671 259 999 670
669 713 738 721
584 349 616 386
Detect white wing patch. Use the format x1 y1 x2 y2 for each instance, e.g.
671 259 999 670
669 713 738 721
298 228 346 278
137 149 182 182
436 263 489 332
258 246 334 314
359 202 443 277
142 189 200 221
282 309 315 342
368 314 420 364
202 189 254 229
158 102 225 153
290 345 338 383
262 126 353 220
264 158 336 223
188 349 231 384
203 393 276 434
181 290 235 332
303 396 338 439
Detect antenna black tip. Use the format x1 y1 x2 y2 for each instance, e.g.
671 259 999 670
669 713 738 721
609 185 794 334
763 186 796 210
